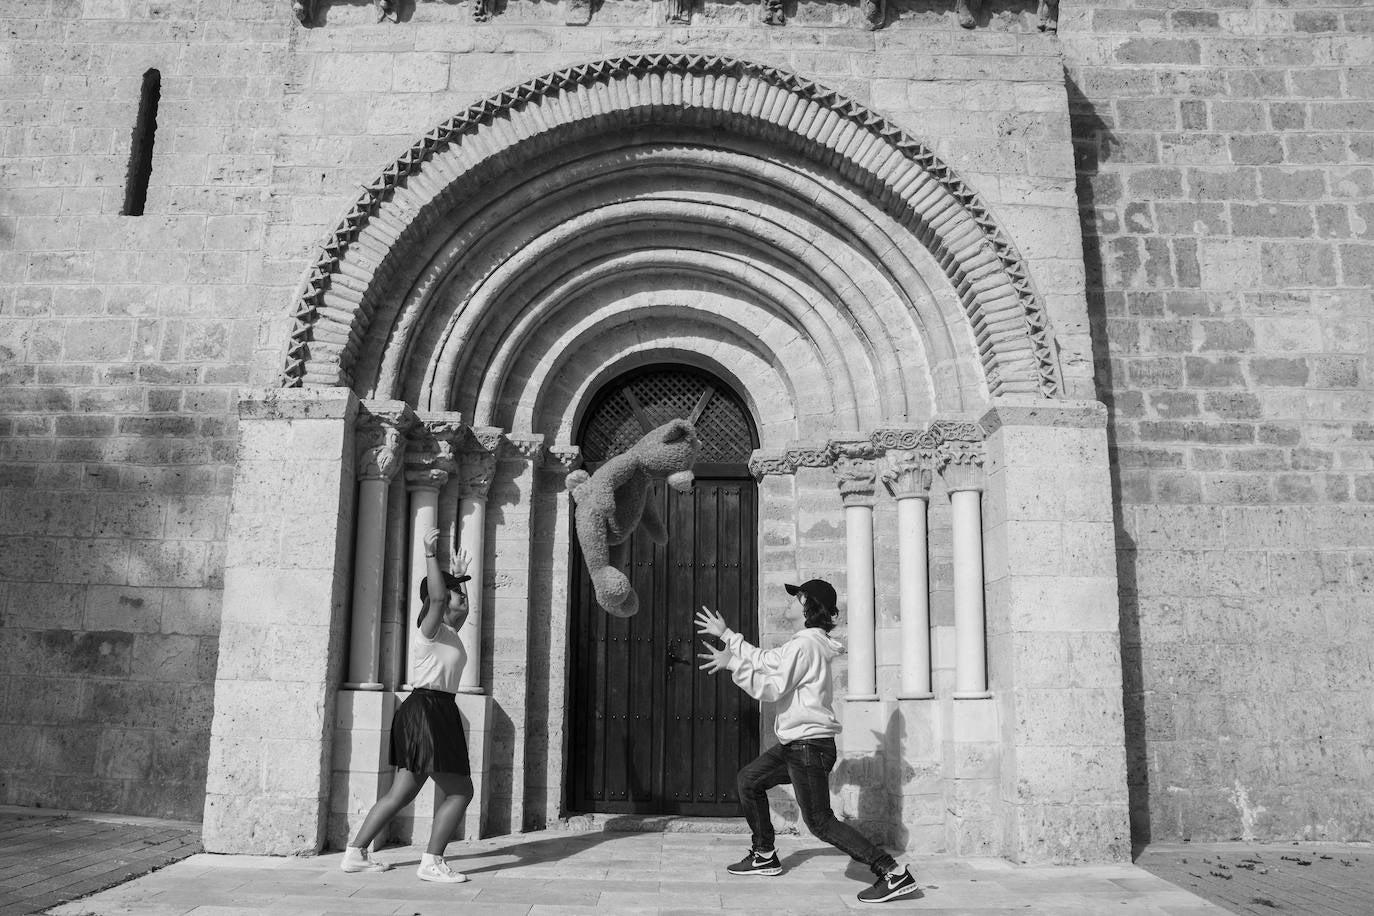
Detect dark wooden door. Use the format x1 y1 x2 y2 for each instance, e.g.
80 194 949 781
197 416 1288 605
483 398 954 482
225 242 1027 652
568 367 760 816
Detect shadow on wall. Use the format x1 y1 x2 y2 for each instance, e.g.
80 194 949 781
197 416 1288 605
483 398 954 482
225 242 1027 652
830 708 913 852
1065 71 1148 856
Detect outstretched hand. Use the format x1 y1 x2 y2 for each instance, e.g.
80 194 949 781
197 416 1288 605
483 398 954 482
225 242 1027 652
697 640 730 675
695 605 727 639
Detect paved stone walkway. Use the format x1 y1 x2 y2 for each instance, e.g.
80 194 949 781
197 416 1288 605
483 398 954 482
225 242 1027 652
42 829 1221 916
0 807 201 916
1136 842 1374 916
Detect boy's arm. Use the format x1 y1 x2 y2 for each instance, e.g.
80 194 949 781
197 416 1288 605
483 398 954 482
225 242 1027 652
722 632 808 703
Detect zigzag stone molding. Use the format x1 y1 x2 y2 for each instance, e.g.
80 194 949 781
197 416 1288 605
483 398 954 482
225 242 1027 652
280 54 1062 399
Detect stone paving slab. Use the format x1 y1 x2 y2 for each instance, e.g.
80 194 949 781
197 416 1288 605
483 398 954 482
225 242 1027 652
1136 842 1374 916
44 830 1224 915
0 807 201 916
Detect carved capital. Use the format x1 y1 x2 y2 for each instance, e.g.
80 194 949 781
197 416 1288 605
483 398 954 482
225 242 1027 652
763 0 784 25
457 425 504 500
473 0 491 21
931 419 985 476
545 445 583 473
881 449 933 499
505 433 546 467
356 409 411 482
458 451 498 501
375 0 396 21
833 455 878 508
291 0 313 24
404 415 462 490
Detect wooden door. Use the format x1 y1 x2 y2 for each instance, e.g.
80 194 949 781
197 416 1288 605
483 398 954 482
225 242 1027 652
568 367 760 816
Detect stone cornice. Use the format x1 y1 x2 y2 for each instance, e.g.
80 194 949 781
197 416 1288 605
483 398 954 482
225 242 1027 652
279 54 1060 399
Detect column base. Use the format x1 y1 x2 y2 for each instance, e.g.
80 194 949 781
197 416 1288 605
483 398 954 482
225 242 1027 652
898 692 935 700
953 690 993 700
343 682 385 691
845 693 880 702
458 686 486 695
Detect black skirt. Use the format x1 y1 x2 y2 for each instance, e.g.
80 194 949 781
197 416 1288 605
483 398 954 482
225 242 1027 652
390 688 471 775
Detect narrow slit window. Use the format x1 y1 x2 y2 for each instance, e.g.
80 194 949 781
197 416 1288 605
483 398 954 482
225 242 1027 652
121 68 161 216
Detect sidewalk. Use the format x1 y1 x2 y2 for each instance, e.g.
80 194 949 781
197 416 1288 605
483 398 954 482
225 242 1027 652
1136 841 1373 916
0 807 201 916
36 828 1222 916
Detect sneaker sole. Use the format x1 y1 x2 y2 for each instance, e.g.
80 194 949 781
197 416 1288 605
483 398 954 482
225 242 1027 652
727 867 782 877
339 864 390 873
417 873 469 883
858 883 920 903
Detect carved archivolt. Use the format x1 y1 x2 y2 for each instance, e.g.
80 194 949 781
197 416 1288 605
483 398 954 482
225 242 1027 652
280 55 1061 400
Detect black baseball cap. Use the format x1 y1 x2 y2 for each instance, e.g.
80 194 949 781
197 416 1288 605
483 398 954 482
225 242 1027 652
785 578 837 612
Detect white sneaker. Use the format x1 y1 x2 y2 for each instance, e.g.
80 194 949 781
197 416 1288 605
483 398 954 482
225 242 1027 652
417 859 468 884
340 847 392 873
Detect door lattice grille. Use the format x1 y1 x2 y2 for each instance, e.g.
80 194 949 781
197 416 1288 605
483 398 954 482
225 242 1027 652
581 369 756 464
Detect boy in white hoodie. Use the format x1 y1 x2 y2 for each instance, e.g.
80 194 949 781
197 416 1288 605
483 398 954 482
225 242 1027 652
696 579 920 904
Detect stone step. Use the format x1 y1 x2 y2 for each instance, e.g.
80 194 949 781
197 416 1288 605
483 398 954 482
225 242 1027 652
554 813 762 834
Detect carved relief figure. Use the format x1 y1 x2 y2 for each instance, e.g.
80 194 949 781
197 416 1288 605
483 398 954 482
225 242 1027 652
1038 0 1060 32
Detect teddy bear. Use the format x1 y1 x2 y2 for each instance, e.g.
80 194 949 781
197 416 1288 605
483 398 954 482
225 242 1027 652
565 418 701 617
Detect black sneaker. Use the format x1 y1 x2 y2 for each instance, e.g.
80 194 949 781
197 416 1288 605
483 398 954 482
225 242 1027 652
857 866 920 903
726 849 782 876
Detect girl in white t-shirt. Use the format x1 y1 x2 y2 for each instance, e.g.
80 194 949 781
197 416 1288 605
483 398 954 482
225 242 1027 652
340 528 474 885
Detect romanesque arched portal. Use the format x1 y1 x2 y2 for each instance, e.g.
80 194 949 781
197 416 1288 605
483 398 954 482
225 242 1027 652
204 54 1128 864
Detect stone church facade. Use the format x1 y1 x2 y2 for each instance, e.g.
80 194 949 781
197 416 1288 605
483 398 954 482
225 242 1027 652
0 0 1369 863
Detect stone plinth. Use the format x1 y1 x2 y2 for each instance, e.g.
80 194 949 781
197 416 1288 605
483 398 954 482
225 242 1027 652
202 388 359 854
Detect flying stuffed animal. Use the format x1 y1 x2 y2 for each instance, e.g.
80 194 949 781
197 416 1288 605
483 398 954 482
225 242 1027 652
566 418 700 617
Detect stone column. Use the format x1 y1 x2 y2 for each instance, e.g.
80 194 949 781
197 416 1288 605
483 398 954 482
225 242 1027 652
456 427 502 695
345 402 411 690
980 399 1129 864
937 424 990 701
834 448 879 702
203 388 358 854
882 448 935 700
404 416 461 685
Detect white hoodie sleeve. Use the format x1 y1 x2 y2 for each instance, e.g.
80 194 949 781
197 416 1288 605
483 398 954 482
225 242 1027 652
721 628 810 703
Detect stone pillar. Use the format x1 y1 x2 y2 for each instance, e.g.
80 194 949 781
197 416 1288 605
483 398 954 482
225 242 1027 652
938 428 990 701
203 388 358 854
456 427 502 695
980 399 1129 863
882 449 934 700
345 402 411 690
404 416 461 685
834 449 879 702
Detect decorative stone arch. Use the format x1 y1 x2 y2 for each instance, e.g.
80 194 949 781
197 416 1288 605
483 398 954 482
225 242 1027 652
204 50 1128 866
279 53 1064 405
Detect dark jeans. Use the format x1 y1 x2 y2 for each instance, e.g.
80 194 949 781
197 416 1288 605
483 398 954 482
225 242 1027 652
736 736 897 878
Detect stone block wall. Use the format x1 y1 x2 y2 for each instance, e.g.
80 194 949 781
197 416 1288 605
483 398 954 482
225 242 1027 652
1060 1 1374 842
0 1 291 818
